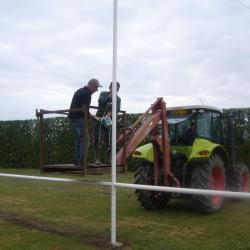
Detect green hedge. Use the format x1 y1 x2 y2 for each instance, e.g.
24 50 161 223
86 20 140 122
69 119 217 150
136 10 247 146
42 117 74 165
0 109 250 169
0 120 39 167
0 114 139 168
223 108 250 166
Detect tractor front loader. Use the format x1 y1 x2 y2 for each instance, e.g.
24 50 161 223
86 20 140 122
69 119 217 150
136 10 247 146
122 99 249 213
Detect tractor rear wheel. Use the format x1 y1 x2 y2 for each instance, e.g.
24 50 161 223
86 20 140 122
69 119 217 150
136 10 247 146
191 155 226 213
234 163 249 193
134 162 169 209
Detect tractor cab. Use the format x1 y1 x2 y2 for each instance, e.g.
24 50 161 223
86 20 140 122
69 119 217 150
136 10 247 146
133 105 226 163
167 105 224 147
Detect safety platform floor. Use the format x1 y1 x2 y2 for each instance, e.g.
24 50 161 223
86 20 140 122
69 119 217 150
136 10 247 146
41 163 125 175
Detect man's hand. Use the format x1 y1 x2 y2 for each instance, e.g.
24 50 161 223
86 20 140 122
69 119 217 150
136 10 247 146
106 111 112 117
94 116 102 121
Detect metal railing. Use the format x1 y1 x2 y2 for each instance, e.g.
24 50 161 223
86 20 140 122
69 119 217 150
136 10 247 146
35 106 127 174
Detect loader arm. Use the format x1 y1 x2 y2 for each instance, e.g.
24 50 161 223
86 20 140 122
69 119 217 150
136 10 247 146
116 112 161 165
116 98 171 185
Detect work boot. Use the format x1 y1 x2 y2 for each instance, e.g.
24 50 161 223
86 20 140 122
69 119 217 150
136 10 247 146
94 147 102 165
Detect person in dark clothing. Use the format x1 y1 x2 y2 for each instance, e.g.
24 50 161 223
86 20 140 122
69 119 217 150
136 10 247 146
93 82 121 164
68 78 102 166
182 122 196 146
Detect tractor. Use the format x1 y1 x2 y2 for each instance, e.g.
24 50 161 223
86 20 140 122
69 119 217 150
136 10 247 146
131 101 249 213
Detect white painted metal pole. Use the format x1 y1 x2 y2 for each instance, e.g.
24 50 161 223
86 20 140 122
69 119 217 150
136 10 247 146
1 173 250 199
0 173 112 186
111 0 118 246
115 182 250 199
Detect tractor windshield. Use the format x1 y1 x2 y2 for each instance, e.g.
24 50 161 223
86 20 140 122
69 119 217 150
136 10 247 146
167 108 223 145
167 112 196 146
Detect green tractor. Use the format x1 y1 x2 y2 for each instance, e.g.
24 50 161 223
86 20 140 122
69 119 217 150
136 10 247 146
133 105 249 213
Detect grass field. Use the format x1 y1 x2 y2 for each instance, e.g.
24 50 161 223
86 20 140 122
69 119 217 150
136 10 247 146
0 168 250 250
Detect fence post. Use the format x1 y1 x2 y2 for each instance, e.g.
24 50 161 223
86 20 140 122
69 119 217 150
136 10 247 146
39 111 45 169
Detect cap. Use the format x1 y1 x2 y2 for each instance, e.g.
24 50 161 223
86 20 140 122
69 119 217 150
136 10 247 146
88 78 102 88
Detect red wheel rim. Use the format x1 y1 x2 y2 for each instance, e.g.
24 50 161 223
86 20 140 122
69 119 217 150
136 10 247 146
241 171 249 192
210 166 224 206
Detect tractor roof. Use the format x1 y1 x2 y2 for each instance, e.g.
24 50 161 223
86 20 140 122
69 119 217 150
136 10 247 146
167 105 222 114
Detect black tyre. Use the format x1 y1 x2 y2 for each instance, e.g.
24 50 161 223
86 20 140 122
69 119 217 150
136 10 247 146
234 163 249 193
191 155 226 213
134 162 169 209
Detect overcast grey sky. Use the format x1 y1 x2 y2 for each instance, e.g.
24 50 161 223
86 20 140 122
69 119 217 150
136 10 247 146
0 0 250 120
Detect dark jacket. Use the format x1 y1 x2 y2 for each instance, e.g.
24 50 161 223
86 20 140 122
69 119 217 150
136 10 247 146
68 86 92 119
95 91 121 118
182 128 195 146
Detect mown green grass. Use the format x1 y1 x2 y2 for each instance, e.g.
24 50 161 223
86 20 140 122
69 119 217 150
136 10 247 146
0 168 250 250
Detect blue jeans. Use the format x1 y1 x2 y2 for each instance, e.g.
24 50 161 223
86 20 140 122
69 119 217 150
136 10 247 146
69 117 85 164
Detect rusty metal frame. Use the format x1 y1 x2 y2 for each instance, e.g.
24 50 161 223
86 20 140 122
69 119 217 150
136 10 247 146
36 106 127 174
116 98 171 186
